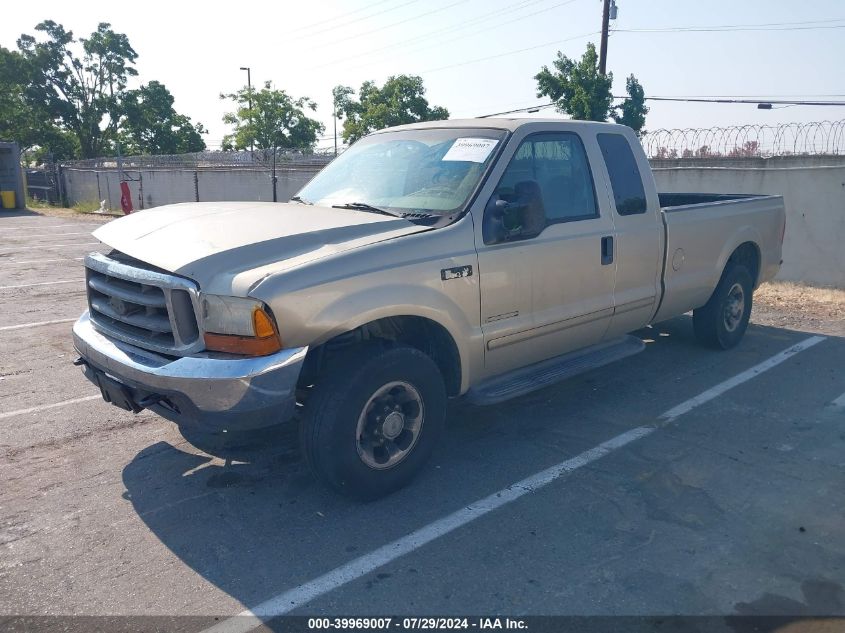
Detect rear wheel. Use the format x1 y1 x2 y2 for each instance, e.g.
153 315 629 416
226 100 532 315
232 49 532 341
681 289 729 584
693 263 753 349
300 342 446 500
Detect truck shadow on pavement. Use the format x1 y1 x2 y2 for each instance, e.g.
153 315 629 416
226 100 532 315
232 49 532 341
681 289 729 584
119 316 838 621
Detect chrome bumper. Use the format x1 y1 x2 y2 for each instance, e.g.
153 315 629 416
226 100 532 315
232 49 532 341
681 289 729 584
72 311 307 430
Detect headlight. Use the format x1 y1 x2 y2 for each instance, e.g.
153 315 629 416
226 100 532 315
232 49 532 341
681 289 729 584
201 294 282 356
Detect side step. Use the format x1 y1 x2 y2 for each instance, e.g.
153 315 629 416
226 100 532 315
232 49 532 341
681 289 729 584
464 335 645 406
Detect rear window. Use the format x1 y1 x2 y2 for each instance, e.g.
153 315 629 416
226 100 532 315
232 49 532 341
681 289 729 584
597 133 647 215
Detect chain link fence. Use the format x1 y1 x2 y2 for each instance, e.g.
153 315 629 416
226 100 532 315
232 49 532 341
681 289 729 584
52 149 336 211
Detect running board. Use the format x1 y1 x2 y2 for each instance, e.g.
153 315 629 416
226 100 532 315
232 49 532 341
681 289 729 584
465 335 645 406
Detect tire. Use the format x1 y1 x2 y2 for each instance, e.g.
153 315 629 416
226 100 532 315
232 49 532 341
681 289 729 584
300 341 447 500
693 263 753 350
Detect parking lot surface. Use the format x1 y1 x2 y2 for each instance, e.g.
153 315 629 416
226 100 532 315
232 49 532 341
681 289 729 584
1 211 844 628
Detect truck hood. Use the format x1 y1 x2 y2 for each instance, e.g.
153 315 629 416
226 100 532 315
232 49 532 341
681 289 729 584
93 201 429 294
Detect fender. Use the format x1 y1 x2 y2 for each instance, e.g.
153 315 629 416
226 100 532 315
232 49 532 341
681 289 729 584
712 224 763 288
304 284 479 394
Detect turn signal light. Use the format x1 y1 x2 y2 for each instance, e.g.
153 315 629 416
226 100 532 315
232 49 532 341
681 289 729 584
204 306 282 356
253 308 276 338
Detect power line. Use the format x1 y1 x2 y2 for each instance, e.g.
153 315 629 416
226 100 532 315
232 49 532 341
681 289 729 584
288 0 421 41
283 0 396 35
642 97 845 106
328 0 471 46
309 0 563 71
616 25 845 33
417 30 599 75
476 95 845 117
613 17 845 33
647 94 845 99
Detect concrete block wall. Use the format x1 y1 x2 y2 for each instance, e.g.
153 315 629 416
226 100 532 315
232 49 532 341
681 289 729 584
652 159 845 287
60 156 844 288
62 166 321 211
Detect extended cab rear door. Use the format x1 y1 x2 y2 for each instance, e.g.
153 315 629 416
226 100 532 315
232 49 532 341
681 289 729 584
593 130 664 337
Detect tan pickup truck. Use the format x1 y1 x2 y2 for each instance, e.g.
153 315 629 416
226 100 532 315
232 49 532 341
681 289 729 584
73 119 786 498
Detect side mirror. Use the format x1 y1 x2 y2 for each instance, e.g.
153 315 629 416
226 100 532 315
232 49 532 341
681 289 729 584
482 196 507 244
483 195 526 245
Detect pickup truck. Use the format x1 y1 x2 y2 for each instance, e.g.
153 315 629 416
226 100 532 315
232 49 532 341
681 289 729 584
72 119 786 499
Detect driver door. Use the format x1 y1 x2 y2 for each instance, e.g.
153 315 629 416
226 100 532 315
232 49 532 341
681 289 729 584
475 130 617 379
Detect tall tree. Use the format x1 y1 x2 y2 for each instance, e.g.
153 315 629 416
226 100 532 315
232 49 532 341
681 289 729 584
535 43 648 133
535 43 613 122
611 74 649 135
17 21 138 158
221 81 324 151
0 45 78 160
334 75 449 144
120 81 206 154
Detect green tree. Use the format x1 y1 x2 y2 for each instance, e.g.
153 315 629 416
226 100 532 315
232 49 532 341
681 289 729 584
17 21 139 158
0 45 78 160
334 75 449 144
221 81 324 151
535 43 648 133
120 81 206 154
611 74 649 135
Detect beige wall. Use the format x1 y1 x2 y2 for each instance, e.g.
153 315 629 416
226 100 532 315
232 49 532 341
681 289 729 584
653 161 845 288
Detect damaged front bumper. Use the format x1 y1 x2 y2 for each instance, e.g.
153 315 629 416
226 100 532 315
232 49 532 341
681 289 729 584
72 311 307 431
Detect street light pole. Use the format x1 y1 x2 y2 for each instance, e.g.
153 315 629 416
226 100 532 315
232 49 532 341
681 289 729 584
333 92 338 156
239 66 253 153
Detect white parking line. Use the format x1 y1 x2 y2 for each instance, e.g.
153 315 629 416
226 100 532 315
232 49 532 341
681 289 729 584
0 241 99 252
0 224 100 231
1 232 92 240
0 280 81 290
0 318 77 331
659 335 827 422
4 257 84 265
203 334 826 633
0 395 101 421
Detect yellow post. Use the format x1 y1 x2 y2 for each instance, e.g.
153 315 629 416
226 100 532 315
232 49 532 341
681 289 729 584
0 190 15 209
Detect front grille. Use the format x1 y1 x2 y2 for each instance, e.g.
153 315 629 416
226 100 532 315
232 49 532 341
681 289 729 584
85 252 202 356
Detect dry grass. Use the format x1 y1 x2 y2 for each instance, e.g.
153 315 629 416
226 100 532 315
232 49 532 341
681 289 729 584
753 280 845 336
756 281 845 320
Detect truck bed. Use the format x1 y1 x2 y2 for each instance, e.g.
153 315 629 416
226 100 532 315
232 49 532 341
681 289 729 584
658 192 761 208
652 193 785 323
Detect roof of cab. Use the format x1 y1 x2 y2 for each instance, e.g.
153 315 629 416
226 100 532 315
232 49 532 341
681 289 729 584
376 117 631 134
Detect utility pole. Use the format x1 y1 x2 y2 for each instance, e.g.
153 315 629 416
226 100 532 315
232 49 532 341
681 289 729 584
333 93 338 157
599 0 610 75
240 66 253 153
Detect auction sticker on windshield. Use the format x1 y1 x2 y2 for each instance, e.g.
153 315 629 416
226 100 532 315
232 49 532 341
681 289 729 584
442 138 498 163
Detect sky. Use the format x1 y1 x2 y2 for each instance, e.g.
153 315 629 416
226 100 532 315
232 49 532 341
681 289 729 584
3 0 845 151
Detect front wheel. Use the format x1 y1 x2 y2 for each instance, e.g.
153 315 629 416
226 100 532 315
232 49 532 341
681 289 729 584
300 342 446 500
693 263 753 349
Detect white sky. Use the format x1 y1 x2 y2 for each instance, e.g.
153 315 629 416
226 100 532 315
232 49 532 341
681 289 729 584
4 0 845 150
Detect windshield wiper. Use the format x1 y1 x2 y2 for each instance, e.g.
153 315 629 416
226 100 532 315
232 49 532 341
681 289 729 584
331 201 403 218
289 195 312 205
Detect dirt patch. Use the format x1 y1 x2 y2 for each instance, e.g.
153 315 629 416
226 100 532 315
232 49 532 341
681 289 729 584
753 281 845 336
22 204 120 223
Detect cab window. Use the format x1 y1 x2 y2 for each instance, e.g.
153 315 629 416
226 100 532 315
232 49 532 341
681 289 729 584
483 132 598 244
597 133 647 215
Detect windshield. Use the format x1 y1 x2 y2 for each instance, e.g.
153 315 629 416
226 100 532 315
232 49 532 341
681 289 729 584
295 128 507 216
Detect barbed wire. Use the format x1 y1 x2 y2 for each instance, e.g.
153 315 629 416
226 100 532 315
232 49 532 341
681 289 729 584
641 120 845 159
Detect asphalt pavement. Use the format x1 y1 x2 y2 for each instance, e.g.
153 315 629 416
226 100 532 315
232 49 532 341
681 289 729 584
1 210 843 632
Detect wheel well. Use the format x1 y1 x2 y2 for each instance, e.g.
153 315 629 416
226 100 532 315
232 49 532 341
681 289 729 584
727 242 760 287
300 316 462 396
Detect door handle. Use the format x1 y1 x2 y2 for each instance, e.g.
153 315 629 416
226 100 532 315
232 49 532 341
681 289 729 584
601 236 614 265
